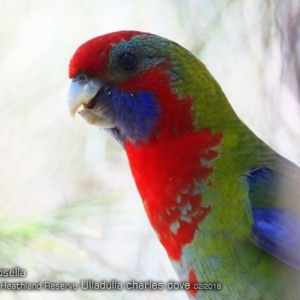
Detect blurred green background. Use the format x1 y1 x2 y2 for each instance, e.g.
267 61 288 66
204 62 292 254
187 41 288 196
0 1 299 299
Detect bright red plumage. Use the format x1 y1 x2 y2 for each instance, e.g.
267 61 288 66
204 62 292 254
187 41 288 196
125 129 222 260
69 31 143 79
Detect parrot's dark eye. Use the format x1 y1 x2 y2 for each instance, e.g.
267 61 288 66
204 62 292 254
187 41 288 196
119 53 137 72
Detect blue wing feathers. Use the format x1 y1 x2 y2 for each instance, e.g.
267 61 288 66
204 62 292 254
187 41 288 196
252 208 300 269
247 165 300 269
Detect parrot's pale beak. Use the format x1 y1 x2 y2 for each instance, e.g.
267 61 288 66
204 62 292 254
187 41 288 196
67 79 116 128
68 78 102 117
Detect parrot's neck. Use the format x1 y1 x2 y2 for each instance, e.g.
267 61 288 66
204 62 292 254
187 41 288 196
124 128 223 296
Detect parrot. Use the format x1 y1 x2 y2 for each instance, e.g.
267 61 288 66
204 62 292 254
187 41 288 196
67 31 300 299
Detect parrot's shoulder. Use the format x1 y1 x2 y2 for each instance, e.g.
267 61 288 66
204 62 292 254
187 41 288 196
246 153 300 269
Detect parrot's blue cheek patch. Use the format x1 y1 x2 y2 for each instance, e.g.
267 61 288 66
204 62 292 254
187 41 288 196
105 89 160 143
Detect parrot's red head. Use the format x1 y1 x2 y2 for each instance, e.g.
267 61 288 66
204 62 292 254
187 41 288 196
68 30 197 144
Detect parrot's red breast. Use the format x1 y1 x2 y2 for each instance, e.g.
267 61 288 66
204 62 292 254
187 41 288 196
125 129 222 261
